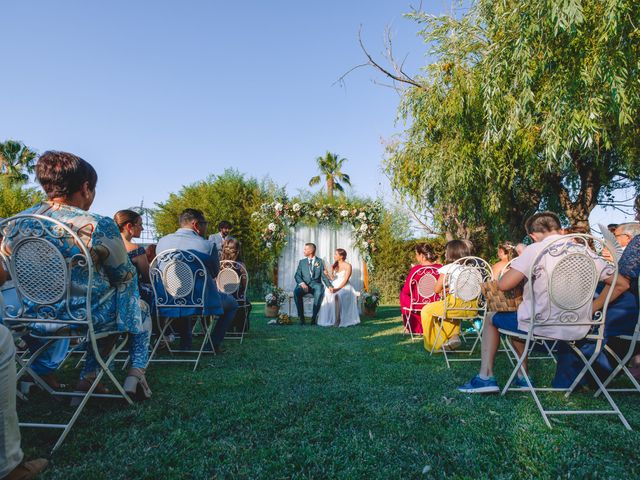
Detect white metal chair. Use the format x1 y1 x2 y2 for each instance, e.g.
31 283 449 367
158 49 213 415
401 265 440 340
430 256 493 367
149 249 216 371
498 233 631 430
217 260 250 343
0 214 133 453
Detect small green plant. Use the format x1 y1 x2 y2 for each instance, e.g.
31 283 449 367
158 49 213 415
362 289 381 309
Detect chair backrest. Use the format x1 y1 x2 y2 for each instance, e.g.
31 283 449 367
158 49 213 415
217 260 248 299
0 214 94 330
528 233 617 341
598 223 623 261
407 265 440 308
442 256 493 312
150 249 208 311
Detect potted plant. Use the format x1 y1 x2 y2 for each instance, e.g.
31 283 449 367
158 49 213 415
361 289 380 317
264 286 287 317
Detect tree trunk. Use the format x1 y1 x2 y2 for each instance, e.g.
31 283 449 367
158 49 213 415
327 177 334 199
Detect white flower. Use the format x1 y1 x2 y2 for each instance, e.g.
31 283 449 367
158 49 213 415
274 202 283 211
358 212 366 220
292 203 301 212
362 241 368 249
268 223 277 232
316 210 323 217
266 242 272 248
360 224 368 232
341 210 349 217
265 293 274 302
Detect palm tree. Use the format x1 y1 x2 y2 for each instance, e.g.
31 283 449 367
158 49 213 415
0 140 37 184
308 151 351 199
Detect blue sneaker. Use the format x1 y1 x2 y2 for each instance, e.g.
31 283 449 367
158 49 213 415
513 376 535 388
458 375 500 394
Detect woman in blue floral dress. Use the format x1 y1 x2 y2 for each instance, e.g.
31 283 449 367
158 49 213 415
0 151 152 399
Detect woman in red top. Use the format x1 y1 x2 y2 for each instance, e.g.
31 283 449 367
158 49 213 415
400 243 442 334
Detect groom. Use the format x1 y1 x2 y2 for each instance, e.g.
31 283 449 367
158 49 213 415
293 242 331 325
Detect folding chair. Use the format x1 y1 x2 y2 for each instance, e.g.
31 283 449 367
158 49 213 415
498 233 631 430
148 249 216 371
401 265 439 340
218 260 250 343
0 214 133 453
430 256 492 367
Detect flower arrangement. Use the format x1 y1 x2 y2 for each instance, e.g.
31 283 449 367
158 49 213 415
362 289 381 309
253 199 382 271
265 286 288 307
277 313 292 325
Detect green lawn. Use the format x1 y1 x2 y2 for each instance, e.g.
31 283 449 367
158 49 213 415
19 304 640 479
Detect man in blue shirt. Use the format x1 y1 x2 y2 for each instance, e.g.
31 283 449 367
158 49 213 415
156 209 238 352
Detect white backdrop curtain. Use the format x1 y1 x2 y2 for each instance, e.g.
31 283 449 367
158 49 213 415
277 224 364 293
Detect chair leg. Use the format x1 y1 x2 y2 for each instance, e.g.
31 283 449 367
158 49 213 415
594 344 640 397
193 316 215 372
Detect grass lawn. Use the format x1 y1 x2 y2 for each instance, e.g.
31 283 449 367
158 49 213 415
19 304 640 479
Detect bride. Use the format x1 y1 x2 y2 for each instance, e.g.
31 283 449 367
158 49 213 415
317 248 361 328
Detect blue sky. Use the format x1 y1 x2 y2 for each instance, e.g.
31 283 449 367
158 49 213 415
1 1 634 229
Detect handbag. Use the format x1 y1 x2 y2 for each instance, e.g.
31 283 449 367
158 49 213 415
481 280 523 312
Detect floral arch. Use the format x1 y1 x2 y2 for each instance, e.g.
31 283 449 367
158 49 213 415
253 200 382 274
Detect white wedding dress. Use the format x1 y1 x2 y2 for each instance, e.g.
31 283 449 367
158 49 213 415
317 269 361 327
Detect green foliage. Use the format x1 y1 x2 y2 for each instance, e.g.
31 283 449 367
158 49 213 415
385 0 640 244
154 169 283 298
369 206 445 303
0 176 44 218
0 140 37 184
308 151 352 199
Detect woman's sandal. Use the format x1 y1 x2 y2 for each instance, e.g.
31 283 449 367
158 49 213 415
123 368 152 401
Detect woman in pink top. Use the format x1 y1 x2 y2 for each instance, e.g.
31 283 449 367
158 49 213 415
400 243 442 334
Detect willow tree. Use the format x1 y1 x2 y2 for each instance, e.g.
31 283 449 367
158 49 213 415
479 0 640 227
374 0 640 241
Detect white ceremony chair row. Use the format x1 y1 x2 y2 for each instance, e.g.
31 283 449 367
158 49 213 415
498 233 632 430
401 265 439 341
430 256 493 368
0 214 133 453
148 249 216 371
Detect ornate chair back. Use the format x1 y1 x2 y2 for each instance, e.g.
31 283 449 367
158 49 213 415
442 256 493 314
0 214 94 334
150 249 208 316
408 265 440 310
217 260 248 300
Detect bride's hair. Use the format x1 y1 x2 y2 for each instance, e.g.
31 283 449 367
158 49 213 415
333 248 347 271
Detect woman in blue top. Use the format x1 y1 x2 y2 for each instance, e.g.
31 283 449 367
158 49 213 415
1 151 152 399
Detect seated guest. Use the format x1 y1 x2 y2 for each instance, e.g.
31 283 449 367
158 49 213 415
400 243 442 335
554 200 640 386
491 241 517 279
458 212 623 393
208 220 233 253
156 209 238 353
114 209 154 308
421 240 476 352
0 151 152 399
0 322 48 480
614 222 640 249
220 237 252 330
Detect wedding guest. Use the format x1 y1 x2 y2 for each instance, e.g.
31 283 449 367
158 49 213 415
114 209 154 308
156 209 238 353
458 212 622 393
145 244 157 264
220 237 252 329
209 220 233 253
0 323 48 480
614 222 640 249
491 241 517 279
608 223 619 234
0 151 152 399
400 243 442 334
421 239 476 352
